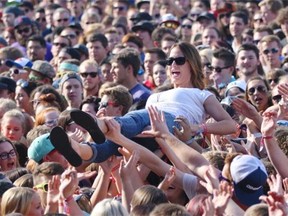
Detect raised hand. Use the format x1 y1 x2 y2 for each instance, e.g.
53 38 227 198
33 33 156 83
261 111 278 136
173 116 193 142
119 151 140 180
46 175 60 208
59 167 79 200
142 106 170 138
212 181 233 216
199 165 220 194
232 97 258 119
260 191 288 216
158 166 176 190
268 174 284 195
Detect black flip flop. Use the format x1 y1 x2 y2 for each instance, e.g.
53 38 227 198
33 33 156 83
50 126 82 167
70 110 105 144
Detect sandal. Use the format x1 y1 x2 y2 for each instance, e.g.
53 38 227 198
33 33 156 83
70 110 105 144
50 126 82 167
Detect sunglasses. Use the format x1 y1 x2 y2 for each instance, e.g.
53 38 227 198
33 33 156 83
99 101 118 109
210 65 232 73
34 182 49 192
53 42 68 48
272 95 282 103
166 57 186 66
56 18 69 23
219 13 231 19
254 18 263 23
0 149 16 160
16 27 31 34
80 72 98 78
62 34 77 39
45 119 58 127
268 78 279 84
162 22 179 29
67 0 79 3
203 63 212 69
253 39 260 45
36 17 46 22
113 6 126 11
181 24 192 29
248 85 267 95
263 48 279 55
10 68 27 75
17 79 29 88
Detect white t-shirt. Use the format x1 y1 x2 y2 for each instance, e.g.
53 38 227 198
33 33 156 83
146 88 212 125
183 173 198 199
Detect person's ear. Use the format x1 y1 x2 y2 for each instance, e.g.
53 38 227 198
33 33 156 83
116 105 123 116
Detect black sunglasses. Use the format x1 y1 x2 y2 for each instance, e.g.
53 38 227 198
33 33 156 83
181 24 192 29
166 57 186 66
56 18 69 22
62 34 77 39
80 72 98 78
36 17 46 22
253 39 260 45
219 13 231 19
210 65 232 73
263 48 279 55
16 27 30 34
272 95 282 103
268 78 279 84
113 6 126 11
248 85 267 95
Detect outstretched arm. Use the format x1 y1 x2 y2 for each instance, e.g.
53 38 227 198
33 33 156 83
261 111 288 178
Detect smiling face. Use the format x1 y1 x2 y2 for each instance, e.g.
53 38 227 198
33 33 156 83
0 141 17 171
247 79 269 111
236 50 259 77
168 46 192 88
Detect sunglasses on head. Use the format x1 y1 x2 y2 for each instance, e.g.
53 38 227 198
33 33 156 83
17 79 29 88
166 57 186 66
248 85 267 95
16 27 30 34
80 72 98 78
272 95 282 103
210 65 232 73
162 22 179 29
10 68 27 75
34 182 49 192
263 48 279 55
181 24 192 29
45 119 58 127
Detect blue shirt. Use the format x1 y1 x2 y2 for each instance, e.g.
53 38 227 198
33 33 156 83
129 83 151 104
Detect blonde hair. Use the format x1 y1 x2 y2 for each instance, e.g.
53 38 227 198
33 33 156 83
1 109 25 132
1 187 36 215
91 198 129 216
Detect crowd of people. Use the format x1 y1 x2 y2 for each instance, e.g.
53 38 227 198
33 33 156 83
1 0 288 215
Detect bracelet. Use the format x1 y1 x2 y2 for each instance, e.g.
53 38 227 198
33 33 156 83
112 164 120 172
195 124 208 136
185 137 194 145
262 135 273 139
64 195 73 203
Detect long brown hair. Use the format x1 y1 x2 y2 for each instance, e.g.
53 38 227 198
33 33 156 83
170 42 205 89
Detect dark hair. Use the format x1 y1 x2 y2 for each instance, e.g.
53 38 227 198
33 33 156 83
213 48 235 67
151 27 177 45
144 48 167 60
231 11 249 25
122 33 143 49
112 47 140 77
79 96 101 113
4 167 30 183
87 33 108 48
27 35 46 48
59 47 81 60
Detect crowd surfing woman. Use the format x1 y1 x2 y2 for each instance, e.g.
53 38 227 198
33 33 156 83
50 42 237 166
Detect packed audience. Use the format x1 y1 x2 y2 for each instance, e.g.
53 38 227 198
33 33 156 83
1 0 288 215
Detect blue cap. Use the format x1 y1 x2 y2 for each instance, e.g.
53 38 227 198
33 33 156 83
28 133 54 162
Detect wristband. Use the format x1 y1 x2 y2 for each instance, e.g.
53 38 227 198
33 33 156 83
262 135 273 139
260 135 273 150
64 195 73 203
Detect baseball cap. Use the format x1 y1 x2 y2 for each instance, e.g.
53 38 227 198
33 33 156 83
231 155 268 207
6 57 33 69
132 21 155 34
0 77 16 92
14 16 32 28
26 60 55 79
19 1 34 10
136 0 150 9
225 80 247 97
3 6 24 16
130 12 152 24
28 133 54 163
196 12 216 22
